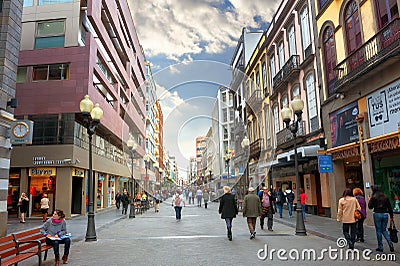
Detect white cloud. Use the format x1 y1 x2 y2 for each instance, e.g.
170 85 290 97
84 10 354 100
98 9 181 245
128 0 279 61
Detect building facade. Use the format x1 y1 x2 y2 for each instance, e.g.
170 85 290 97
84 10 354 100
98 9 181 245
10 0 146 219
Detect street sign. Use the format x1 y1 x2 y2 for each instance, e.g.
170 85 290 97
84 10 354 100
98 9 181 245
318 155 333 173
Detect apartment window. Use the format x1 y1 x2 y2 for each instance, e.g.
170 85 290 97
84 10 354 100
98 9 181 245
278 42 285 69
323 26 337 91
375 0 398 29
281 94 288 108
256 71 260 90
291 85 300 99
288 25 297 56
35 21 65 49
345 1 362 54
229 108 234 122
300 6 311 51
222 92 227 103
273 104 279 133
223 108 228 123
228 92 233 106
262 62 267 90
33 63 69 81
250 73 255 94
264 105 271 145
38 0 73 5
17 67 28 83
23 0 33 7
306 73 318 132
269 56 276 87
319 0 330 9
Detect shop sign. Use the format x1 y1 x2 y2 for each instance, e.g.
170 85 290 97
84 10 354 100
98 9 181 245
329 102 359 147
331 147 360 161
72 168 85 177
368 136 400 154
318 155 333 173
119 177 129 181
367 79 400 137
29 167 56 176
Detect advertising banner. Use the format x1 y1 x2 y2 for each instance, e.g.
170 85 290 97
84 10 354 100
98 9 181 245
329 101 359 147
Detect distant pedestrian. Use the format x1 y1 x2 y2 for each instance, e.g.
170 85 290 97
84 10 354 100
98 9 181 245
172 189 185 221
219 186 238 241
40 209 71 265
18 192 29 223
285 188 295 219
121 190 129 215
154 191 161 213
300 188 308 222
191 188 196 205
203 189 210 209
353 188 366 242
243 187 262 239
275 188 285 218
188 190 193 205
337 188 360 249
368 185 395 252
272 187 278 213
259 187 274 231
115 191 122 210
196 188 203 207
40 193 50 222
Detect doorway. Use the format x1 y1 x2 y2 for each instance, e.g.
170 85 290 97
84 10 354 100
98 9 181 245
71 177 82 214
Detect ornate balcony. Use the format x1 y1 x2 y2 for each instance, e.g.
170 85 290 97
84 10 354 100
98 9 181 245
276 120 306 148
272 55 300 95
249 138 263 160
331 18 400 97
247 89 262 110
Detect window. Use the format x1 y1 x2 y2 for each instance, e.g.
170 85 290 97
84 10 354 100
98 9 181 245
288 25 297 56
223 108 228 123
323 26 337 95
17 67 28 83
250 73 255 94
262 62 267 90
319 0 330 9
273 104 279 133
306 74 318 131
35 21 65 49
345 1 362 54
222 92 226 103
291 85 300 99
33 64 69 81
278 42 285 69
23 0 33 7
300 6 311 51
229 108 234 122
269 56 276 87
264 105 271 145
38 0 73 5
375 0 398 29
281 94 288 108
256 71 260 90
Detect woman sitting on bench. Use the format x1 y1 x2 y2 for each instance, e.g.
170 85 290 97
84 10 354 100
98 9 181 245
40 209 71 265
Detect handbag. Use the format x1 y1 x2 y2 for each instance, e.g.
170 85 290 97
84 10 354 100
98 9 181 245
354 210 363 220
389 220 398 243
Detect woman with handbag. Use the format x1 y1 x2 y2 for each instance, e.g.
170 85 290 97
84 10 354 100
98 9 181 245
368 185 395 252
353 188 366 242
337 188 361 249
218 186 238 241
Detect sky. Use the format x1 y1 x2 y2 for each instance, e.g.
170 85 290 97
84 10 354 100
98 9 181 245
128 0 280 177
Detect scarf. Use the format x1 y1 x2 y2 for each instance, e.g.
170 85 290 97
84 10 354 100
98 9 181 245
51 218 63 224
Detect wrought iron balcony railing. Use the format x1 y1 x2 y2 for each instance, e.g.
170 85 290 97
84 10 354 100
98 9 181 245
249 138 263 159
276 120 306 147
272 55 300 94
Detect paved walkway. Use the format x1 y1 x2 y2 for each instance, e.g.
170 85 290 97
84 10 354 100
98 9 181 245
7 200 400 265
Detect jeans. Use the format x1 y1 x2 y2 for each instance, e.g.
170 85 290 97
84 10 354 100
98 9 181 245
260 208 273 229
342 222 356 248
355 218 365 241
225 218 233 229
174 206 182 220
373 212 391 250
287 202 293 218
277 203 283 218
301 204 306 221
197 196 202 207
46 238 71 257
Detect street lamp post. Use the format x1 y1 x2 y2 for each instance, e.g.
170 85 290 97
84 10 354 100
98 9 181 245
80 95 103 242
224 152 232 187
281 95 306 236
241 136 250 198
127 138 137 218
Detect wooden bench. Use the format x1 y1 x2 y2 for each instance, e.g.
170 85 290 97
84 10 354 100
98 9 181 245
0 227 52 266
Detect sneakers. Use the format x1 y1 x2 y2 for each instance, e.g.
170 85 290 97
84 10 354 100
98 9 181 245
268 228 273 232
250 232 256 239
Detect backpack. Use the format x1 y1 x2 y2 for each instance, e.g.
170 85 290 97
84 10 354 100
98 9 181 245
276 192 282 203
175 196 181 206
287 192 295 203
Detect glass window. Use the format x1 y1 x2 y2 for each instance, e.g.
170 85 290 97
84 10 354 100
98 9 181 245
345 1 362 54
264 105 270 144
273 104 279 133
38 0 73 5
17 67 28 83
375 0 398 29
262 62 267 89
281 94 288 108
323 26 337 94
256 71 260 90
269 56 276 87
300 6 311 50
306 74 317 129
23 0 34 7
33 65 49 80
291 85 300 99
37 21 65 36
33 64 69 81
278 42 285 69
288 25 297 56
319 0 330 10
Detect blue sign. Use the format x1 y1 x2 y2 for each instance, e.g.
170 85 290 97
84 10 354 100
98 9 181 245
318 155 333 173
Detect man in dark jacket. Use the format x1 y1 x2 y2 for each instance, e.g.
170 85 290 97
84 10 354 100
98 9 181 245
115 191 122 210
243 187 262 239
121 190 129 215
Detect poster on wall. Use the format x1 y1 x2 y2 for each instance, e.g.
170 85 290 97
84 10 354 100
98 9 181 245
367 79 400 137
329 101 359 147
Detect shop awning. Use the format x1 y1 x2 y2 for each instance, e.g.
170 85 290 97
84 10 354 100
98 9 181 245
276 145 322 162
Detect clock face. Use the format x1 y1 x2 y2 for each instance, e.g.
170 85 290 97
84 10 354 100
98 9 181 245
12 122 29 138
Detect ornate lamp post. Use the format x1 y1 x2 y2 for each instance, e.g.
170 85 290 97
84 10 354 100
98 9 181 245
241 136 250 197
127 137 137 218
224 151 232 187
281 95 306 236
143 154 150 192
80 95 103 242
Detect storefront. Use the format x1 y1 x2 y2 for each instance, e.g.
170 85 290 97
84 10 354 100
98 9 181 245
97 174 104 209
71 168 84 214
28 167 56 217
7 173 20 217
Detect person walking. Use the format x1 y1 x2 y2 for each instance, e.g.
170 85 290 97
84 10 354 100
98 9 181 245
259 187 274 231
115 191 122 210
121 190 129 215
203 189 210 209
243 187 262 239
219 186 238 241
275 188 285 218
368 185 395 252
18 192 29 223
285 187 295 219
337 188 361 249
353 188 366 242
196 187 203 207
191 188 196 205
188 190 193 205
172 189 185 221
300 188 308 222
40 209 71 265
40 193 50 222
154 191 161 213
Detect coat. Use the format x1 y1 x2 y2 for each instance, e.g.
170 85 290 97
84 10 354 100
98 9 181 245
337 196 361 223
219 193 238 219
243 193 262 218
203 192 210 202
